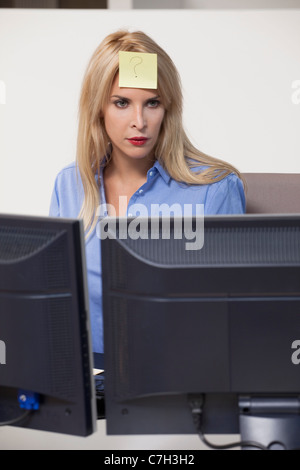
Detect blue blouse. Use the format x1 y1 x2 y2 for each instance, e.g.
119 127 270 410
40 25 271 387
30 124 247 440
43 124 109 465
49 160 245 353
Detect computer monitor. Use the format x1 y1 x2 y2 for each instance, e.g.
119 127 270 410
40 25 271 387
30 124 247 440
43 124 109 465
101 214 300 450
0 214 96 436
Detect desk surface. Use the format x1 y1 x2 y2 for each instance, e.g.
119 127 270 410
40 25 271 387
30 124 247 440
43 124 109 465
0 418 233 450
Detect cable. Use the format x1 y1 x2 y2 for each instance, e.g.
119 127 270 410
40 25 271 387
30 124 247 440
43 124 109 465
0 409 32 427
195 413 268 450
188 394 269 451
0 390 39 428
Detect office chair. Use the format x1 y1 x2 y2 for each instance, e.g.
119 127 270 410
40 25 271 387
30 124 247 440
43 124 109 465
242 173 300 214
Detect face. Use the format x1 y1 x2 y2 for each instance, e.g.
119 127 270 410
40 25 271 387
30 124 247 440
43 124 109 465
103 74 165 163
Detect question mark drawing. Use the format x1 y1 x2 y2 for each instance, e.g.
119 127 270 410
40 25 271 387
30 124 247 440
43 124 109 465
130 56 143 78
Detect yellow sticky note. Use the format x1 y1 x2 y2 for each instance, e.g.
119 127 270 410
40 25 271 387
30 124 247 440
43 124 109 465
119 51 157 89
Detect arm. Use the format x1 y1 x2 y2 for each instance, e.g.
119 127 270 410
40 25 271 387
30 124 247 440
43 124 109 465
49 177 60 217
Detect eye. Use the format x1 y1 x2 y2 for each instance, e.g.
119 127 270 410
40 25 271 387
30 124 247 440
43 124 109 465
147 99 160 108
114 99 129 108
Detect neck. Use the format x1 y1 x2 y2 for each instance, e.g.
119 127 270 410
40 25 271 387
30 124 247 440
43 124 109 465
105 151 155 183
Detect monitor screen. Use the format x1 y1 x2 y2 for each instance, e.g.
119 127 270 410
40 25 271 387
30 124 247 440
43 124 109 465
101 214 300 450
0 214 96 436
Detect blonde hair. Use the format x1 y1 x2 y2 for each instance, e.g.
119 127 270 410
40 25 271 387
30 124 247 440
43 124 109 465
76 30 242 234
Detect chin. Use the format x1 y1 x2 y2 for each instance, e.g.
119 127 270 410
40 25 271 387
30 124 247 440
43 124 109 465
127 150 153 160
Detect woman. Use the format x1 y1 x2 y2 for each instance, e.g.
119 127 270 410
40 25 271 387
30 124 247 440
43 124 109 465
49 30 245 353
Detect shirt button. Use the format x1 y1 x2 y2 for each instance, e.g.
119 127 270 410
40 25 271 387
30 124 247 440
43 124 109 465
149 171 153 177
139 189 143 194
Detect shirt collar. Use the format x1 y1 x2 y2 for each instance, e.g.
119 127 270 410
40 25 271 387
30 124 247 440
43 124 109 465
98 158 171 185
153 160 171 185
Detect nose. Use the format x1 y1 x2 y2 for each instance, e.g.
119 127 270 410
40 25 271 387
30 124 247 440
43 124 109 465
131 105 146 130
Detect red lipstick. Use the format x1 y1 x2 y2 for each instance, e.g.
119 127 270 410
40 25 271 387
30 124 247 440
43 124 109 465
128 137 148 146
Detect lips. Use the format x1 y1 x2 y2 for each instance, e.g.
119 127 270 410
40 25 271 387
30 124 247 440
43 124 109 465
127 137 149 146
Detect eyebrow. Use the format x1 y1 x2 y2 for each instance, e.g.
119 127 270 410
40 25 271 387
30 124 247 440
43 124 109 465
110 94 160 101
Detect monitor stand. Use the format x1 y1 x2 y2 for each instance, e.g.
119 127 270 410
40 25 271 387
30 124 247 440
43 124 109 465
239 396 300 450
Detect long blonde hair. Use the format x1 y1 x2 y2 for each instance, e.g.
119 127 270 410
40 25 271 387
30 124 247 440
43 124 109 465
76 30 242 233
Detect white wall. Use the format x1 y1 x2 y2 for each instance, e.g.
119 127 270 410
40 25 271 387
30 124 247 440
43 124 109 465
110 0 300 8
182 0 300 8
0 9 300 218
186 0 300 7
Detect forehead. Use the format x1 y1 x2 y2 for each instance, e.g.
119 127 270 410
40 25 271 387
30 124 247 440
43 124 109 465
110 73 159 99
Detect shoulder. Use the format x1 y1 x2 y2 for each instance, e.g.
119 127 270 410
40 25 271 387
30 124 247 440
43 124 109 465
52 161 84 195
54 161 79 184
205 172 246 214
49 162 84 218
187 162 245 200
213 172 244 192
